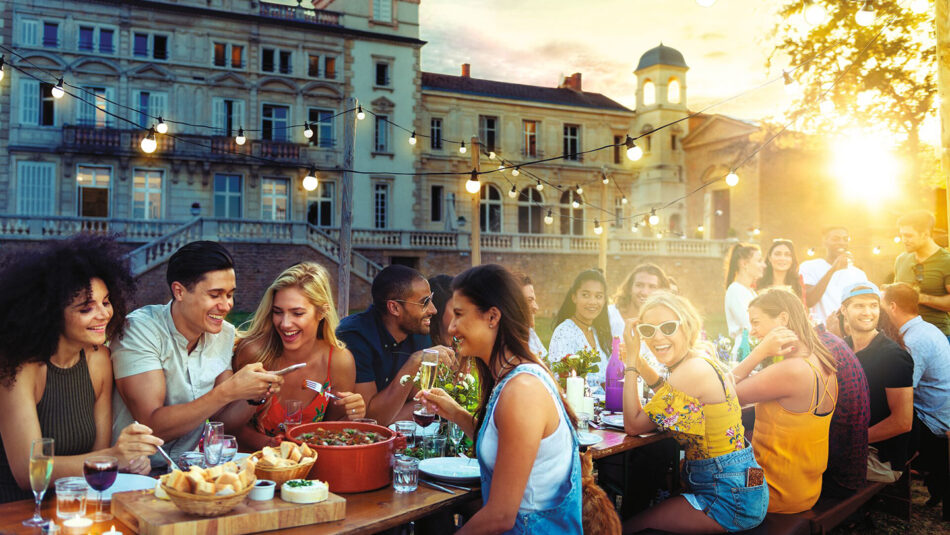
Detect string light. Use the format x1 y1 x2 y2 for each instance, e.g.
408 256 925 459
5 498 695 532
303 122 313 139
648 209 659 226
855 1 875 26
893 236 901 243
697 225 704 233
155 116 168 134
140 127 157 154
235 127 246 146
783 71 801 96
508 184 518 199
602 175 609 185
656 231 663 239
572 199 580 209
356 105 365 120
910 0 929 13
621 196 628 205
725 171 739 187
511 167 520 177
752 227 761 236
459 141 467 154
408 131 417 145
872 246 881 255
544 210 554 225
593 220 603 235
807 248 816 256
303 167 319 191
624 136 643 161
51 78 64 99
631 224 639 233
0 55 4 82
575 184 583 195
465 169 480 194
803 1 827 26
535 179 544 192
488 151 496 159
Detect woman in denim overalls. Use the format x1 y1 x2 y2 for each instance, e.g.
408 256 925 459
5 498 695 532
418 265 583 534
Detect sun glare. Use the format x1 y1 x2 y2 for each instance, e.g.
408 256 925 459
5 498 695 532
830 133 899 204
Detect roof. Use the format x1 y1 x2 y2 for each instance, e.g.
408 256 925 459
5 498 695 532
421 72 632 112
636 43 688 71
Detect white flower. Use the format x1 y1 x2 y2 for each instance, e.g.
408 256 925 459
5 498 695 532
399 374 412 386
465 374 476 386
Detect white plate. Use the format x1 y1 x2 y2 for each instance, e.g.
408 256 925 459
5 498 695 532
389 422 440 437
578 432 603 447
600 414 624 428
88 473 156 501
418 457 480 483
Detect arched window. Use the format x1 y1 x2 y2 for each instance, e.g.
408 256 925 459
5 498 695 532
559 190 584 236
642 79 656 106
667 78 681 104
518 187 544 234
479 184 503 233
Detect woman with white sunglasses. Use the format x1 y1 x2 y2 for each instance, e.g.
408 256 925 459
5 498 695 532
620 292 767 533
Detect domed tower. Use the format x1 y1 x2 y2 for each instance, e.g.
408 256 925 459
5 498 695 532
631 44 689 236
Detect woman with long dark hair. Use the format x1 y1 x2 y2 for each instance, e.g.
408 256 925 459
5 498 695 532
0 235 162 503
724 243 765 339
417 265 582 534
757 240 804 299
549 269 612 388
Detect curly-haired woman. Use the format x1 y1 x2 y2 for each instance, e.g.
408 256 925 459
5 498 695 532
0 235 162 503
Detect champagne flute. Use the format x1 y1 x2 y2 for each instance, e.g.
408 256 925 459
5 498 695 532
446 421 465 456
417 349 439 417
23 437 54 527
83 455 118 522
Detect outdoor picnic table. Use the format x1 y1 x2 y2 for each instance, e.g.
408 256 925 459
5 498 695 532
0 483 480 535
587 427 671 459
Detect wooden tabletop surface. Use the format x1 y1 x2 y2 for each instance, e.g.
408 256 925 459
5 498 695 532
587 427 671 459
0 483 480 535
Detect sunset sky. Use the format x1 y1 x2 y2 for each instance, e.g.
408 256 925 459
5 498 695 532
419 0 792 122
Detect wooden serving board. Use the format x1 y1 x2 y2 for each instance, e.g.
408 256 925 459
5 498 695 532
112 490 346 535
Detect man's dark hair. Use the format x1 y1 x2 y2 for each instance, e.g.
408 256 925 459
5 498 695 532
822 226 848 237
897 210 935 235
166 241 234 292
372 265 424 311
511 271 533 287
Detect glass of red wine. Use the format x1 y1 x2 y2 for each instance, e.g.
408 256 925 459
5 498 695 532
412 403 437 429
83 455 118 522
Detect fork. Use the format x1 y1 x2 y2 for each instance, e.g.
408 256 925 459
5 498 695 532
304 379 339 400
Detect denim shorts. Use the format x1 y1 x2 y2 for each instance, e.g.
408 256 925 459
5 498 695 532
681 446 769 532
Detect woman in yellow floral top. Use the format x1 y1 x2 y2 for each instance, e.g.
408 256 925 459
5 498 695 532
621 293 768 533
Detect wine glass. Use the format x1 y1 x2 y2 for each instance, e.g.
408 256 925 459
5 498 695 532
203 421 224 467
412 403 437 429
217 435 238 464
446 421 465 456
83 455 118 522
23 437 54 527
417 349 439 417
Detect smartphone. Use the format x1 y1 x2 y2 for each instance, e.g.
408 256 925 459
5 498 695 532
274 363 306 376
746 467 764 487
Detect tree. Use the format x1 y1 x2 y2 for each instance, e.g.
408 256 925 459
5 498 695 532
769 1 936 156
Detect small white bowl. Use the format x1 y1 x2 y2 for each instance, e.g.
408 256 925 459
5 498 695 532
249 479 276 501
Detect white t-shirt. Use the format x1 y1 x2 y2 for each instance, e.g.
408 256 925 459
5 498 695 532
608 304 625 339
528 328 547 361
724 282 757 339
798 259 868 324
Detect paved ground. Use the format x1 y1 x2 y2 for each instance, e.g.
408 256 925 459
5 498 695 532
830 479 949 534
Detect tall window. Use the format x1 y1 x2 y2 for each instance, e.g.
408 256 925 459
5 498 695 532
563 124 580 161
324 57 337 79
307 182 335 227
643 80 656 106
523 120 538 157
133 32 168 60
213 43 244 68
212 98 245 136
518 188 543 234
135 91 167 127
671 134 678 150
214 174 242 218
668 78 681 104
374 115 390 152
19 80 55 126
308 108 334 148
78 25 114 54
43 22 59 48
430 185 443 222
478 116 498 153
559 190 584 236
18 18 39 46
375 62 391 86
308 54 321 77
261 177 289 220
77 86 114 128
612 196 624 228
430 118 443 150
16 161 55 215
479 184 502 233
132 169 163 219
373 0 393 23
644 135 652 153
261 48 292 74
373 182 389 229
262 104 289 141
77 165 111 218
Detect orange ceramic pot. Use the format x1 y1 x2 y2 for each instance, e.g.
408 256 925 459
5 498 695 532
286 421 396 493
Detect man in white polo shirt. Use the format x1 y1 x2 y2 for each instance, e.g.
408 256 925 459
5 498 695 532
800 226 868 325
111 241 281 466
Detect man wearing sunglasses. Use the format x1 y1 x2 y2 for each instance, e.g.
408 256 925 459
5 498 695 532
337 265 457 425
894 210 950 340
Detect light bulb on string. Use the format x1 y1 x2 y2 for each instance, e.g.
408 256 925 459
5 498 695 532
624 136 643 161
155 117 168 134
621 196 628 205
511 167 520 177
910 0 929 13
140 128 157 154
235 127 246 146
872 246 881 255
855 1 875 26
725 171 739 187
648 209 659 226
572 199 580 209
356 105 365 120
575 184 583 196
544 210 554 225
409 131 417 145
631 224 639 233
807 248 816 257
593 220 603 235
303 122 313 139
697 225 704 233
302 168 319 191
894 236 901 243
465 169 480 194
51 78 65 99
803 1 827 25
656 231 663 239
535 179 544 192
602 175 609 185
782 71 801 96
508 185 518 199
488 151 496 160
459 141 467 154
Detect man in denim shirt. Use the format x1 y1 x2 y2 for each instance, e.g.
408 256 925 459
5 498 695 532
883 283 950 507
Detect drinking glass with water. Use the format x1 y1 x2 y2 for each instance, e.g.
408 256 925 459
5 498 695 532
393 455 419 493
54 477 88 520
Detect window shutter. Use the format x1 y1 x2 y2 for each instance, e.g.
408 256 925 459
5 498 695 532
19 19 38 46
17 162 55 215
150 92 167 120
20 79 39 125
212 98 224 135
234 100 245 131
104 87 116 127
77 87 95 125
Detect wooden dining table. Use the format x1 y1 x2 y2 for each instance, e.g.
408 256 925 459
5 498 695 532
0 483 480 535
586 427 671 460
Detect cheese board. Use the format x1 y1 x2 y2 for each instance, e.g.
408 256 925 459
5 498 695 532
112 489 346 535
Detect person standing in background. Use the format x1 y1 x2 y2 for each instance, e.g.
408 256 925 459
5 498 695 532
757 239 804 299
724 243 765 340
608 264 671 339
893 210 950 340
515 273 547 360
800 227 867 326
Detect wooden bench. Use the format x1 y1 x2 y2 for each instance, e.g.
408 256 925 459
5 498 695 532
733 513 811 535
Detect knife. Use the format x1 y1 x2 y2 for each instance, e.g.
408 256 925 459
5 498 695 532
420 480 456 494
429 480 474 492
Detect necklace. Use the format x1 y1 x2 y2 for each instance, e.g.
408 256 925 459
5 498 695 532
667 352 692 374
572 316 596 348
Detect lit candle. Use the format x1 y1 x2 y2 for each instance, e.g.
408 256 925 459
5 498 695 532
566 370 584 414
62 517 93 532
106 525 122 535
582 396 595 416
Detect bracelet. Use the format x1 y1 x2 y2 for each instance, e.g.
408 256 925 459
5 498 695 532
647 377 664 390
624 366 639 374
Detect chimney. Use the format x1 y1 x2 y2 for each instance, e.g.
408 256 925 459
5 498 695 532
560 73 582 91
461 63 471 78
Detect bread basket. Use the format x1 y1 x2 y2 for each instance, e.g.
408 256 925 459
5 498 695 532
250 451 316 486
161 480 253 517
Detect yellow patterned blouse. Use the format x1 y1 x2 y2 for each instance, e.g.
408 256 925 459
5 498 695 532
643 356 746 460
